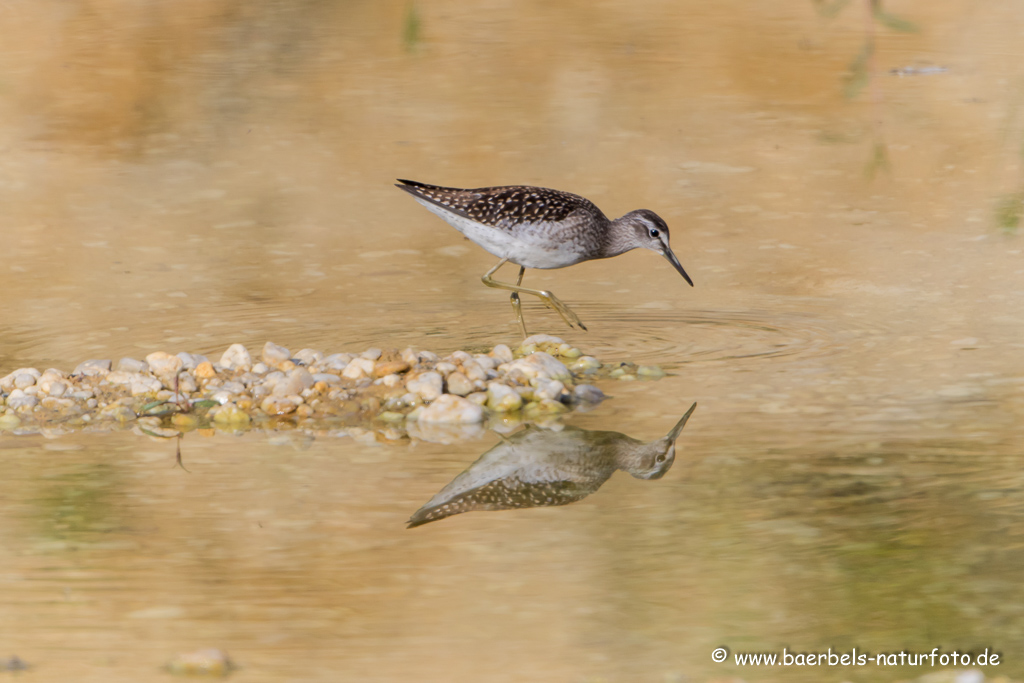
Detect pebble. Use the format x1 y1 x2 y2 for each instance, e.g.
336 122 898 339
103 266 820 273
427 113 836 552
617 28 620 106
294 348 324 365
145 351 183 380
417 394 484 424
637 365 667 379
218 343 252 371
262 341 291 367
573 384 606 404
506 352 571 383
117 357 149 373
194 361 216 379
490 344 513 364
487 382 523 412
446 371 474 397
372 360 410 378
73 359 111 377
176 352 208 370
407 371 443 402
6 390 38 410
342 358 375 380
569 356 601 373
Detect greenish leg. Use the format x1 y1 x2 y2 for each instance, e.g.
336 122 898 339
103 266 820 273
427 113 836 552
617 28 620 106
481 259 588 333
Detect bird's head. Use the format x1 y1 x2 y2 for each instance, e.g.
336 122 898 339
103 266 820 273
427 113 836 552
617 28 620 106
621 209 694 286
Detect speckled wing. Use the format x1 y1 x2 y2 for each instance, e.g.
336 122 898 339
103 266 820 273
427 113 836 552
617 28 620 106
395 179 601 231
407 477 596 527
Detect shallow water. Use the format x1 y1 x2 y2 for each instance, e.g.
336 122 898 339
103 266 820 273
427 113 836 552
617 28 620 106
2 1 1024 681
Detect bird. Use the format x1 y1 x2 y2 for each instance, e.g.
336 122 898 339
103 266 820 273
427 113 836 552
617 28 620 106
395 179 693 338
407 402 697 527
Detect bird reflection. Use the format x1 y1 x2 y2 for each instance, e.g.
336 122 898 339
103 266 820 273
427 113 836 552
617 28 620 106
408 403 697 527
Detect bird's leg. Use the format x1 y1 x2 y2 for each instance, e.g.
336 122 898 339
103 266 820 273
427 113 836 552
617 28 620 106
481 259 588 332
509 266 528 339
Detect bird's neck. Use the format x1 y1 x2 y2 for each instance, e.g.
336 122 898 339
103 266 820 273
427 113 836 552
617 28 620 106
599 216 640 259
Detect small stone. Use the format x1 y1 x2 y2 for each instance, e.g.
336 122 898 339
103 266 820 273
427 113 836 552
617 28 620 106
532 378 566 401
435 361 458 376
214 403 253 424
506 352 571 383
294 348 323 365
0 413 21 430
342 358 376 380
117 357 149 373
13 372 37 389
194 362 216 379
490 344 513 364
523 398 569 417
372 360 410 378
219 343 252 371
260 395 301 415
466 392 488 406
472 355 497 372
261 341 291 367
522 334 566 348
40 397 75 411
446 371 474 397
312 373 342 386
418 394 485 424
486 382 523 412
171 413 199 428
406 371 443 402
573 384 606 404
131 376 164 396
617 374 636 381
46 381 68 398
176 352 208 371
461 359 488 382
569 356 601 373
6 390 38 410
379 374 403 388
400 348 420 365
146 351 184 381
100 404 136 422
637 365 666 379
273 368 314 396
361 347 382 361
560 346 583 359
320 353 354 371
378 411 405 422
72 359 112 377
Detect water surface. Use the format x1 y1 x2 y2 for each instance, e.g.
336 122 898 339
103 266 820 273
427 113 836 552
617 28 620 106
1 1 1023 681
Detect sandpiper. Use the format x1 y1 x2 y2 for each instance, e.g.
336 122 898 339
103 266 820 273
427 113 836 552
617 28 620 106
408 402 698 527
396 179 693 337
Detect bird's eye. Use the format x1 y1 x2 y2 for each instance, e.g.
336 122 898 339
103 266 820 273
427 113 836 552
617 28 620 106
649 228 660 238
656 454 665 463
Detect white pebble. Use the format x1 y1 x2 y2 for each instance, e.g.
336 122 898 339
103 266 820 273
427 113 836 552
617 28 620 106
294 348 324 365
406 371 443 402
219 343 252 371
486 382 523 412
360 348 382 361
342 358 375 380
489 344 513 364
417 394 484 424
73 359 112 377
262 341 291 366
506 352 571 382
117 357 149 373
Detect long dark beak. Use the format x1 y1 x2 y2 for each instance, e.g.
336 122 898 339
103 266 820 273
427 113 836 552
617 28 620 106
666 402 698 443
662 248 694 286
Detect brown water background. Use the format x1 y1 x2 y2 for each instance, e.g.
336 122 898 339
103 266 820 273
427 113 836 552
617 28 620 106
1 1 1023 681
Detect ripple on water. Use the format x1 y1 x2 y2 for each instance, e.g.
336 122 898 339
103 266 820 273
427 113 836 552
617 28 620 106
563 305 838 367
